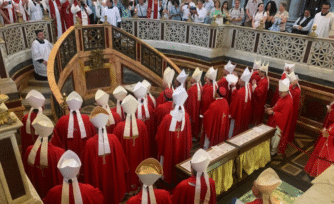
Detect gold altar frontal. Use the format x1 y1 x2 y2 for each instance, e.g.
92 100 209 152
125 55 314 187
176 124 276 196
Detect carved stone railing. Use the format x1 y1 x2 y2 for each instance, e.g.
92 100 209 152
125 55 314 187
121 19 334 82
47 24 181 121
0 20 55 78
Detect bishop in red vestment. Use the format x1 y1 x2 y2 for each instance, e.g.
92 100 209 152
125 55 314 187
185 68 202 139
21 90 45 154
251 63 269 126
44 150 104 204
218 60 237 104
157 67 175 106
172 149 216 204
154 88 174 129
127 158 172 204
288 72 301 143
201 87 229 149
156 87 192 184
62 0 74 29
81 107 129 204
201 67 218 115
143 79 157 109
23 114 64 199
230 68 252 136
313 100 334 148
52 91 96 157
266 79 293 155
112 85 128 120
270 63 294 106
48 0 65 38
113 95 150 192
71 0 93 25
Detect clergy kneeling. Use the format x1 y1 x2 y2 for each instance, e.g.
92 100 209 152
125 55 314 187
266 78 293 155
201 87 229 149
81 107 129 204
127 158 172 204
21 89 45 155
23 114 65 198
172 149 217 204
113 95 150 192
247 168 282 204
52 91 96 157
156 86 192 184
43 150 104 204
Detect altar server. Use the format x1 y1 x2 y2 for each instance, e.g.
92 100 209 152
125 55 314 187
43 150 104 204
48 0 65 38
95 89 121 133
156 87 192 184
127 158 172 204
133 82 156 157
154 88 174 132
142 79 156 109
288 72 301 143
247 168 282 204
266 78 293 155
230 67 252 136
52 91 96 157
113 95 150 192
201 87 229 149
100 0 121 27
185 68 203 139
81 107 129 204
111 85 127 120
23 114 65 198
31 30 53 80
251 62 269 126
312 2 334 38
21 89 45 154
218 61 237 104
201 67 218 115
28 0 44 21
156 67 175 106
71 0 92 25
172 149 216 204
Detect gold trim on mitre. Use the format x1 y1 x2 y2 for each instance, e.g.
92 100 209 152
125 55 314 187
90 106 109 118
135 158 163 176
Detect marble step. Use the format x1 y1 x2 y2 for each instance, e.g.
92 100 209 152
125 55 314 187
28 79 50 87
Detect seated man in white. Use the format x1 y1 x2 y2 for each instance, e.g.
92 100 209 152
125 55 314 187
31 30 53 81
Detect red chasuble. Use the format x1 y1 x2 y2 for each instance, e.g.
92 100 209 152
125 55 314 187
156 89 167 107
201 98 229 147
61 0 74 29
113 120 150 192
154 101 174 130
323 103 334 129
127 189 172 204
172 176 217 204
43 183 104 204
289 85 301 141
52 113 96 157
250 71 261 84
111 106 125 121
271 73 287 107
201 83 215 115
21 111 39 154
23 143 65 198
147 94 156 109
252 77 268 126
156 114 192 184
106 110 122 134
2 8 15 24
146 0 159 18
81 134 129 204
230 84 252 136
184 84 202 139
136 104 157 158
267 94 293 154
217 77 231 103
48 0 66 33
304 123 334 177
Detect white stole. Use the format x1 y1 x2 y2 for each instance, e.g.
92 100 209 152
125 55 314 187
26 107 43 134
67 110 87 139
27 136 49 166
194 172 210 204
137 98 150 120
169 107 185 132
98 127 110 156
141 184 156 204
123 113 139 138
61 178 83 204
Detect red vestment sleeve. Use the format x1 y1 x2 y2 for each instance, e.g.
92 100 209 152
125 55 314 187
20 112 39 154
127 189 172 204
185 84 202 138
252 77 268 125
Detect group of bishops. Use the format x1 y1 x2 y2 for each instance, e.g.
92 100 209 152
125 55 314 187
20 60 304 204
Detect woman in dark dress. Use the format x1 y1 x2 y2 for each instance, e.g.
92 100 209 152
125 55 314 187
264 1 277 29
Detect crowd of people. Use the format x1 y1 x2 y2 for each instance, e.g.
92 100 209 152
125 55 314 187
0 0 333 38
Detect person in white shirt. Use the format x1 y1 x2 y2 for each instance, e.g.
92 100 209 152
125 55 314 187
71 0 93 25
28 0 44 21
252 2 266 29
203 0 213 23
135 0 147 18
31 30 53 81
13 0 28 21
229 0 244 26
0 0 15 23
291 8 314 35
312 2 334 38
100 0 121 27
192 0 206 23
180 0 195 21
